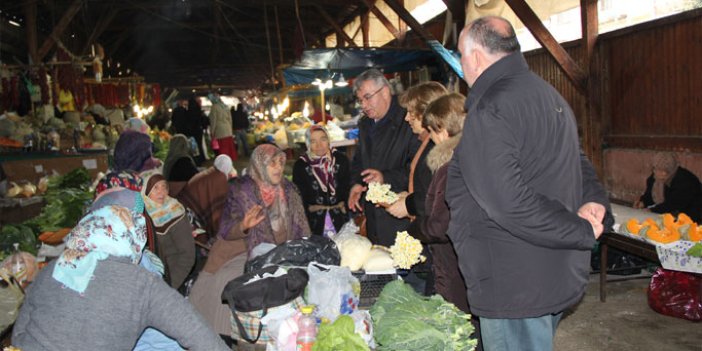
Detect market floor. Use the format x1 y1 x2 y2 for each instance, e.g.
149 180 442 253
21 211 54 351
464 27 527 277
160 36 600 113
554 272 701 351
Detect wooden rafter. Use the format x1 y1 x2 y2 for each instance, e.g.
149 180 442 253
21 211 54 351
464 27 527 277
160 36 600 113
361 12 370 47
442 0 466 30
361 0 402 41
24 0 38 63
38 0 84 60
504 0 587 94
581 0 599 70
81 9 120 55
383 0 435 42
314 5 358 47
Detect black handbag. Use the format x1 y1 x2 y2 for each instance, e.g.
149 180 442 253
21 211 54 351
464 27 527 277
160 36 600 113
221 265 309 344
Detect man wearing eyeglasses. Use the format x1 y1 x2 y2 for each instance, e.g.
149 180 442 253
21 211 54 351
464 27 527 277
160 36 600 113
348 69 420 247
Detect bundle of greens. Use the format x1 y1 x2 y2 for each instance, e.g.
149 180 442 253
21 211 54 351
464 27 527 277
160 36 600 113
312 315 369 351
0 224 37 256
26 168 93 233
370 280 477 351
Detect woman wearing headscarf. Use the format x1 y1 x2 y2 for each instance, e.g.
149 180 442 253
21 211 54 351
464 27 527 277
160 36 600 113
178 155 237 242
12 194 228 350
113 130 161 173
163 133 199 182
189 144 310 338
141 170 196 290
293 125 350 237
634 152 702 222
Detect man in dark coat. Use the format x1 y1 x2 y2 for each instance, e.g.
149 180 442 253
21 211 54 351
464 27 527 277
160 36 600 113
348 69 420 247
446 17 611 350
231 103 250 157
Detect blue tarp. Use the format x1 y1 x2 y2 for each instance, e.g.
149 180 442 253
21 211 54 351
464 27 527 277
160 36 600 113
282 48 445 86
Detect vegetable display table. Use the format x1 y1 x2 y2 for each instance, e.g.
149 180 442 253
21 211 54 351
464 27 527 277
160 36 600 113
0 151 108 185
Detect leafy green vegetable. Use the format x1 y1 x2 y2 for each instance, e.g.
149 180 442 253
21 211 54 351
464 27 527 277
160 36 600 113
27 167 93 232
370 280 477 351
0 224 37 255
312 315 369 351
687 243 702 257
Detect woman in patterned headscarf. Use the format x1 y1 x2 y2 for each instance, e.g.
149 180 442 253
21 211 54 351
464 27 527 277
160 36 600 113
141 170 196 290
12 192 228 351
189 143 310 338
634 152 702 222
113 130 161 173
293 125 350 237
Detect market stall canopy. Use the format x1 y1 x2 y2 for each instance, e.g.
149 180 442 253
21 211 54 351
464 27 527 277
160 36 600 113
282 48 443 86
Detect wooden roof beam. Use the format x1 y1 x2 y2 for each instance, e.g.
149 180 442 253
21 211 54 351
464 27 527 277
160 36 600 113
442 0 466 30
361 0 402 41
382 0 436 42
37 0 84 61
81 9 120 56
314 5 358 47
504 0 587 94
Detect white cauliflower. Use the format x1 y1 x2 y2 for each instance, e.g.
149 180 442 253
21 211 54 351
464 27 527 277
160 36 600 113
390 231 426 269
365 182 399 205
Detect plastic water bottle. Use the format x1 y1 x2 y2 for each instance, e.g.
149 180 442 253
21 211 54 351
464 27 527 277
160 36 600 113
296 305 317 351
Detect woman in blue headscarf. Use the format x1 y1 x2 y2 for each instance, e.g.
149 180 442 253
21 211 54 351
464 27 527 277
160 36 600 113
12 188 228 350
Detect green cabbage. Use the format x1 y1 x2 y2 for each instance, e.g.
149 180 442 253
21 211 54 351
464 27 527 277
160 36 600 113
370 280 477 351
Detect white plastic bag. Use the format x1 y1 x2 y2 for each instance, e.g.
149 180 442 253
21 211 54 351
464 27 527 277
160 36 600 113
306 263 360 321
333 231 371 272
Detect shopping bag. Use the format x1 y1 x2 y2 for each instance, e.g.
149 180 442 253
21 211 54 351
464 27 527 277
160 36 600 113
647 267 702 321
221 266 308 344
244 236 340 273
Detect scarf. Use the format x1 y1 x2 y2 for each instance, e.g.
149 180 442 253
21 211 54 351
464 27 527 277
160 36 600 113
301 125 337 195
113 130 154 173
163 134 194 180
94 171 143 197
52 205 146 294
248 144 286 207
141 171 186 235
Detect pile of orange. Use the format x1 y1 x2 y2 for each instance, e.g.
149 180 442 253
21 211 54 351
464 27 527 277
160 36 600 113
624 213 702 244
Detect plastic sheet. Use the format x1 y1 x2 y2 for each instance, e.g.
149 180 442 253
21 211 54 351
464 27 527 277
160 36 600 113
244 236 340 273
647 267 702 321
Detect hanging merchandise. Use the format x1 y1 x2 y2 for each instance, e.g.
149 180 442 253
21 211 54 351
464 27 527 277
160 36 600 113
137 83 145 105
1 77 10 111
152 84 161 107
38 67 51 105
58 90 76 112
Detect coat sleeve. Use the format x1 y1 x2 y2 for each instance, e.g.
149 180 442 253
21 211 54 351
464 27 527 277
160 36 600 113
144 275 230 351
456 108 594 250
640 174 655 207
285 181 312 239
218 183 248 241
350 138 364 186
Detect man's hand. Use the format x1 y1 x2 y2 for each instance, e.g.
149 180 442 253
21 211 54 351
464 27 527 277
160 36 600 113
241 205 265 231
348 184 367 212
385 192 409 218
361 168 384 184
578 202 606 239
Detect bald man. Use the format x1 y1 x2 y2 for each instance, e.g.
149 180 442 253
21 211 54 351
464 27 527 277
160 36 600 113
446 16 611 350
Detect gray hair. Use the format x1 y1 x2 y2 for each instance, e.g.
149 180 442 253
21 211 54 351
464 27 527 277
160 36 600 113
353 68 390 94
465 16 520 56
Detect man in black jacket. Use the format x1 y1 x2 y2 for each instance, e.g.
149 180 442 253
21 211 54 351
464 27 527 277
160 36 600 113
348 69 420 246
446 16 610 350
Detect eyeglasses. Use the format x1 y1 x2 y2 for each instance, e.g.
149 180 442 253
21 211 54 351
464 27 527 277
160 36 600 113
356 86 384 104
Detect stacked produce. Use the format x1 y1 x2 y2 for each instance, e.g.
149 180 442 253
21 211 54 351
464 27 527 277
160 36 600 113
621 213 702 243
389 231 425 269
370 280 476 351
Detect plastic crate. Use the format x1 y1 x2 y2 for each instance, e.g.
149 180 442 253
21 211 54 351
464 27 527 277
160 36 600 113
352 272 398 308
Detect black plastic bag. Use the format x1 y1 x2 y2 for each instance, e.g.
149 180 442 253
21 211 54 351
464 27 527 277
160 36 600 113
245 235 341 273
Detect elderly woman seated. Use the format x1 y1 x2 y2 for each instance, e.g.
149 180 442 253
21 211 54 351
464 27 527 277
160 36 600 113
634 152 702 222
141 170 196 291
189 144 310 338
11 182 227 350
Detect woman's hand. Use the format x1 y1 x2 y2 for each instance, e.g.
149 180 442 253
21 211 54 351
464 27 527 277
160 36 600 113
241 205 265 231
385 192 409 218
633 200 644 209
348 184 367 212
